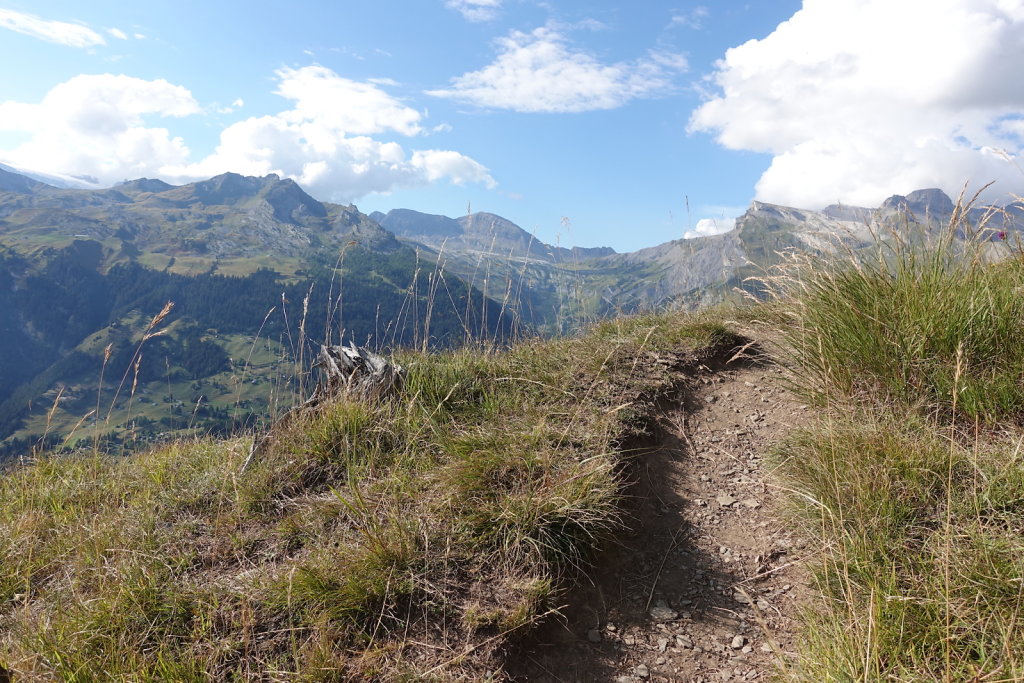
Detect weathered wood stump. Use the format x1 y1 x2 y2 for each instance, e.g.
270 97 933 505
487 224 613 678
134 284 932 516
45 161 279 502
308 343 404 405
241 343 404 472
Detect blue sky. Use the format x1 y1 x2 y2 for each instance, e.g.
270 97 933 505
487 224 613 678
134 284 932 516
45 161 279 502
1 1 1022 252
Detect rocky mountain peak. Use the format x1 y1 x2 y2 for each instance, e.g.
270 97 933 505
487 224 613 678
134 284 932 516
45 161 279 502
115 178 175 194
456 212 541 255
880 188 954 218
191 172 267 204
377 209 463 238
260 176 327 222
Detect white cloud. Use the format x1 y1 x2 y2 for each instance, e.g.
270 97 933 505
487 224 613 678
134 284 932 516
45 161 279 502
168 66 495 201
428 27 688 113
231 97 245 108
0 8 105 48
411 149 497 187
0 67 495 201
446 0 502 22
107 27 127 40
669 7 709 30
684 216 736 239
272 66 423 136
0 74 199 183
689 0 1024 208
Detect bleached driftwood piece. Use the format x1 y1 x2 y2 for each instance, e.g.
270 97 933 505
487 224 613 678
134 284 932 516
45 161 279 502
240 343 403 472
308 343 404 405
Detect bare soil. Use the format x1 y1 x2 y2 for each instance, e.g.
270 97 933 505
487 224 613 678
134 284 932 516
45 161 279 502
507 349 813 682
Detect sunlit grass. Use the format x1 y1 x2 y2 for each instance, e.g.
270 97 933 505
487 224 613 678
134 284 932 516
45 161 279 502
769 197 1024 680
0 308 732 679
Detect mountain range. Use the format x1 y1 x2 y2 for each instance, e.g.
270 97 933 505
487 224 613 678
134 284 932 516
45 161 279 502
1 165 1020 455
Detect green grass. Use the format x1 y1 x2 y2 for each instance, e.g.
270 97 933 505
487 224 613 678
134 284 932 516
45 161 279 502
767 217 1024 421
768 201 1024 680
0 309 732 680
778 415 1024 681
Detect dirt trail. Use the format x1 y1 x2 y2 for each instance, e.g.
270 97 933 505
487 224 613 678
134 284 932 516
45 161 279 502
509 350 813 682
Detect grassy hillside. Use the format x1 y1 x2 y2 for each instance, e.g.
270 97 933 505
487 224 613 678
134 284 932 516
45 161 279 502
3 196 1024 680
0 311 732 680
765 202 1024 680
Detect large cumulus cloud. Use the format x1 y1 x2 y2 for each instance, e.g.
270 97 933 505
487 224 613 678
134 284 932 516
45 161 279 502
689 0 1024 207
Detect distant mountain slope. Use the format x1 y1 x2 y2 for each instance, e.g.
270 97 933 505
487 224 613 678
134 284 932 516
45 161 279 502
0 170 515 455
0 170 406 275
374 208 615 262
3 165 1020 456
377 189 1023 332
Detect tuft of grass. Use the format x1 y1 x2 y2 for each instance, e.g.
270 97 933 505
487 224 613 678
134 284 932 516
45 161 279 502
0 308 732 680
769 194 1024 680
765 202 1024 422
777 415 1024 681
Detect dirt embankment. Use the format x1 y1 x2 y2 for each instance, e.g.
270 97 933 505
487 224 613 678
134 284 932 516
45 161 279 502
510 347 812 682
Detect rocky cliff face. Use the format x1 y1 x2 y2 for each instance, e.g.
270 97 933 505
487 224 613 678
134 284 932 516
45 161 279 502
376 208 616 264
581 188 1023 314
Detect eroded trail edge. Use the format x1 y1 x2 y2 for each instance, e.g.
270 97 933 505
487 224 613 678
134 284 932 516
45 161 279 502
512 349 812 682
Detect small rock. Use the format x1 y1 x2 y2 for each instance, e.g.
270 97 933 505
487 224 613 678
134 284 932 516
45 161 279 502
731 635 746 649
606 622 617 632
624 635 636 646
741 498 761 509
760 643 773 653
658 637 669 652
587 628 602 643
716 493 737 507
634 664 650 679
675 634 694 648
742 645 753 654
733 592 751 604
656 656 666 665
649 600 679 622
